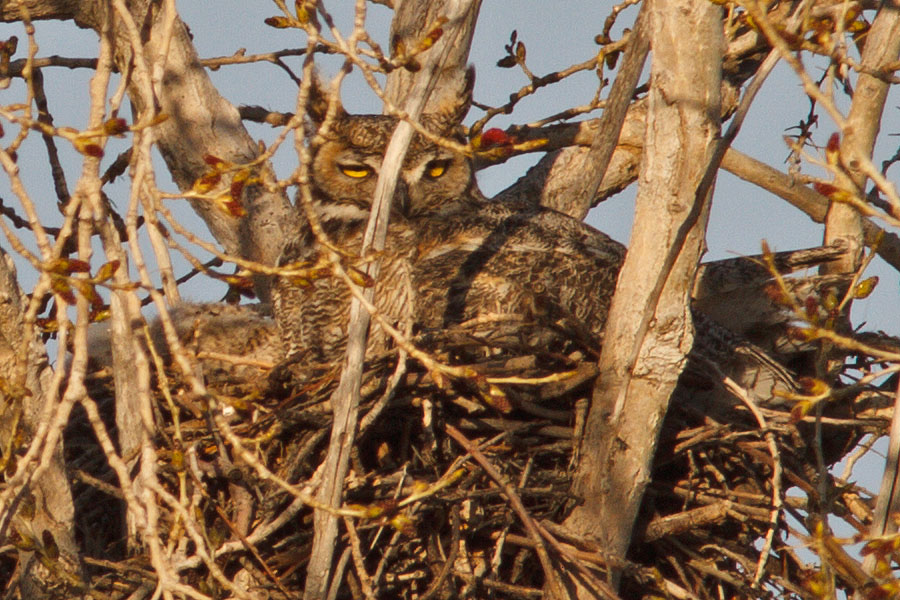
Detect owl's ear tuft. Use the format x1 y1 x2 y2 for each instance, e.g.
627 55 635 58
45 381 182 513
305 74 348 126
428 65 474 134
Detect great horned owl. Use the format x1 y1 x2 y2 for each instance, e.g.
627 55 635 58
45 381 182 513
272 81 488 365
272 90 626 367
272 93 802 403
307 112 481 219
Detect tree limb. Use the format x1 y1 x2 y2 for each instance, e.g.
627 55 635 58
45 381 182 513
823 0 900 276
303 2 482 597
0 246 83 598
1 0 302 300
565 0 723 592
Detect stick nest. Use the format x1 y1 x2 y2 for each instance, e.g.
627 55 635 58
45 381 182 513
56 316 897 600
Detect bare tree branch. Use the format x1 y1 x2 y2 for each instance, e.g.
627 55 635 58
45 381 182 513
722 147 900 272
59 0 299 300
0 246 83 598
304 2 482 597
823 0 900 277
841 0 900 581
563 4 649 220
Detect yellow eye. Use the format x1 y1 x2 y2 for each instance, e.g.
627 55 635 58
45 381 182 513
339 164 371 178
425 161 448 179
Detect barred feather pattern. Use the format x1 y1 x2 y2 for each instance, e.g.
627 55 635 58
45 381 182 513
271 111 800 403
414 201 626 340
273 215 417 365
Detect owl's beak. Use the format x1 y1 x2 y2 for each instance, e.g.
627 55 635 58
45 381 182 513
395 179 411 217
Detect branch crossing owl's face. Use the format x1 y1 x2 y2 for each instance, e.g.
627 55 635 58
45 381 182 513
310 113 478 218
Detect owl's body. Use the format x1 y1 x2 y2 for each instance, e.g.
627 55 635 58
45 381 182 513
272 100 798 402
414 201 625 341
274 216 417 364
274 96 481 364
273 98 628 366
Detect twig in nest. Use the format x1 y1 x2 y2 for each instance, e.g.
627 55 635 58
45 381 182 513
445 424 568 600
344 517 377 600
420 506 460 600
715 363 783 588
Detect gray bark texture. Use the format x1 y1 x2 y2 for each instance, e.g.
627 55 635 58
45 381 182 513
822 0 900 276
843 1 900 581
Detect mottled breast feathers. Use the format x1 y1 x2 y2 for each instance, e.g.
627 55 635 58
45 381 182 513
273 109 626 367
414 202 625 343
273 216 417 364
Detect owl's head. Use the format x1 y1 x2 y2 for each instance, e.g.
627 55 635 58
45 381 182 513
305 79 478 218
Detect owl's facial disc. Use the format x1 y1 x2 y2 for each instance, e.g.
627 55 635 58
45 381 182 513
309 114 477 219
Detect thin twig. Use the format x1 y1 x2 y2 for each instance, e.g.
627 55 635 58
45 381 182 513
445 424 568 600
304 4 480 597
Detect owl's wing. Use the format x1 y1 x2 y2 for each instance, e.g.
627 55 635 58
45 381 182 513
414 203 626 345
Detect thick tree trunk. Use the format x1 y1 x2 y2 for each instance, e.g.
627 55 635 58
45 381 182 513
564 0 722 592
842 0 900 581
823 1 900 277
384 0 481 113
